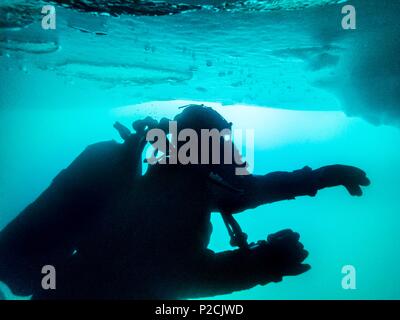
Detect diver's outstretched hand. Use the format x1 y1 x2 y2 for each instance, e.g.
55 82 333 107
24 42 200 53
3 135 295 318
252 229 311 284
314 165 371 196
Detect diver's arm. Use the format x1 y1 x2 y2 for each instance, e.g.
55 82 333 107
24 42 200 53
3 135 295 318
210 165 370 214
114 117 158 178
180 229 310 298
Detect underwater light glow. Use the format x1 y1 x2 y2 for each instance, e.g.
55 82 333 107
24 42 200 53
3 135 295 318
112 100 348 150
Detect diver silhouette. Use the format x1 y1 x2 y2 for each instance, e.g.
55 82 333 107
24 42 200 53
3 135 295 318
0 105 370 299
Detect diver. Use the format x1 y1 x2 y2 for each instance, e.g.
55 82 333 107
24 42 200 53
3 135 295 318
0 105 370 299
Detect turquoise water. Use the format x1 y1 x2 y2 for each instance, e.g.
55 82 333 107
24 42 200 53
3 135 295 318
1 0 400 299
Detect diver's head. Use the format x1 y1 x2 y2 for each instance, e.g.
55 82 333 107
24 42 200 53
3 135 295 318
146 104 246 177
173 104 232 133
171 104 241 174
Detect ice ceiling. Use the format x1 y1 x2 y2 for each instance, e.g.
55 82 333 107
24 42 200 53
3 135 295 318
1 0 399 126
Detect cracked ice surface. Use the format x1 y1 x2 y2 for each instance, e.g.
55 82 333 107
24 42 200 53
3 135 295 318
0 0 399 125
